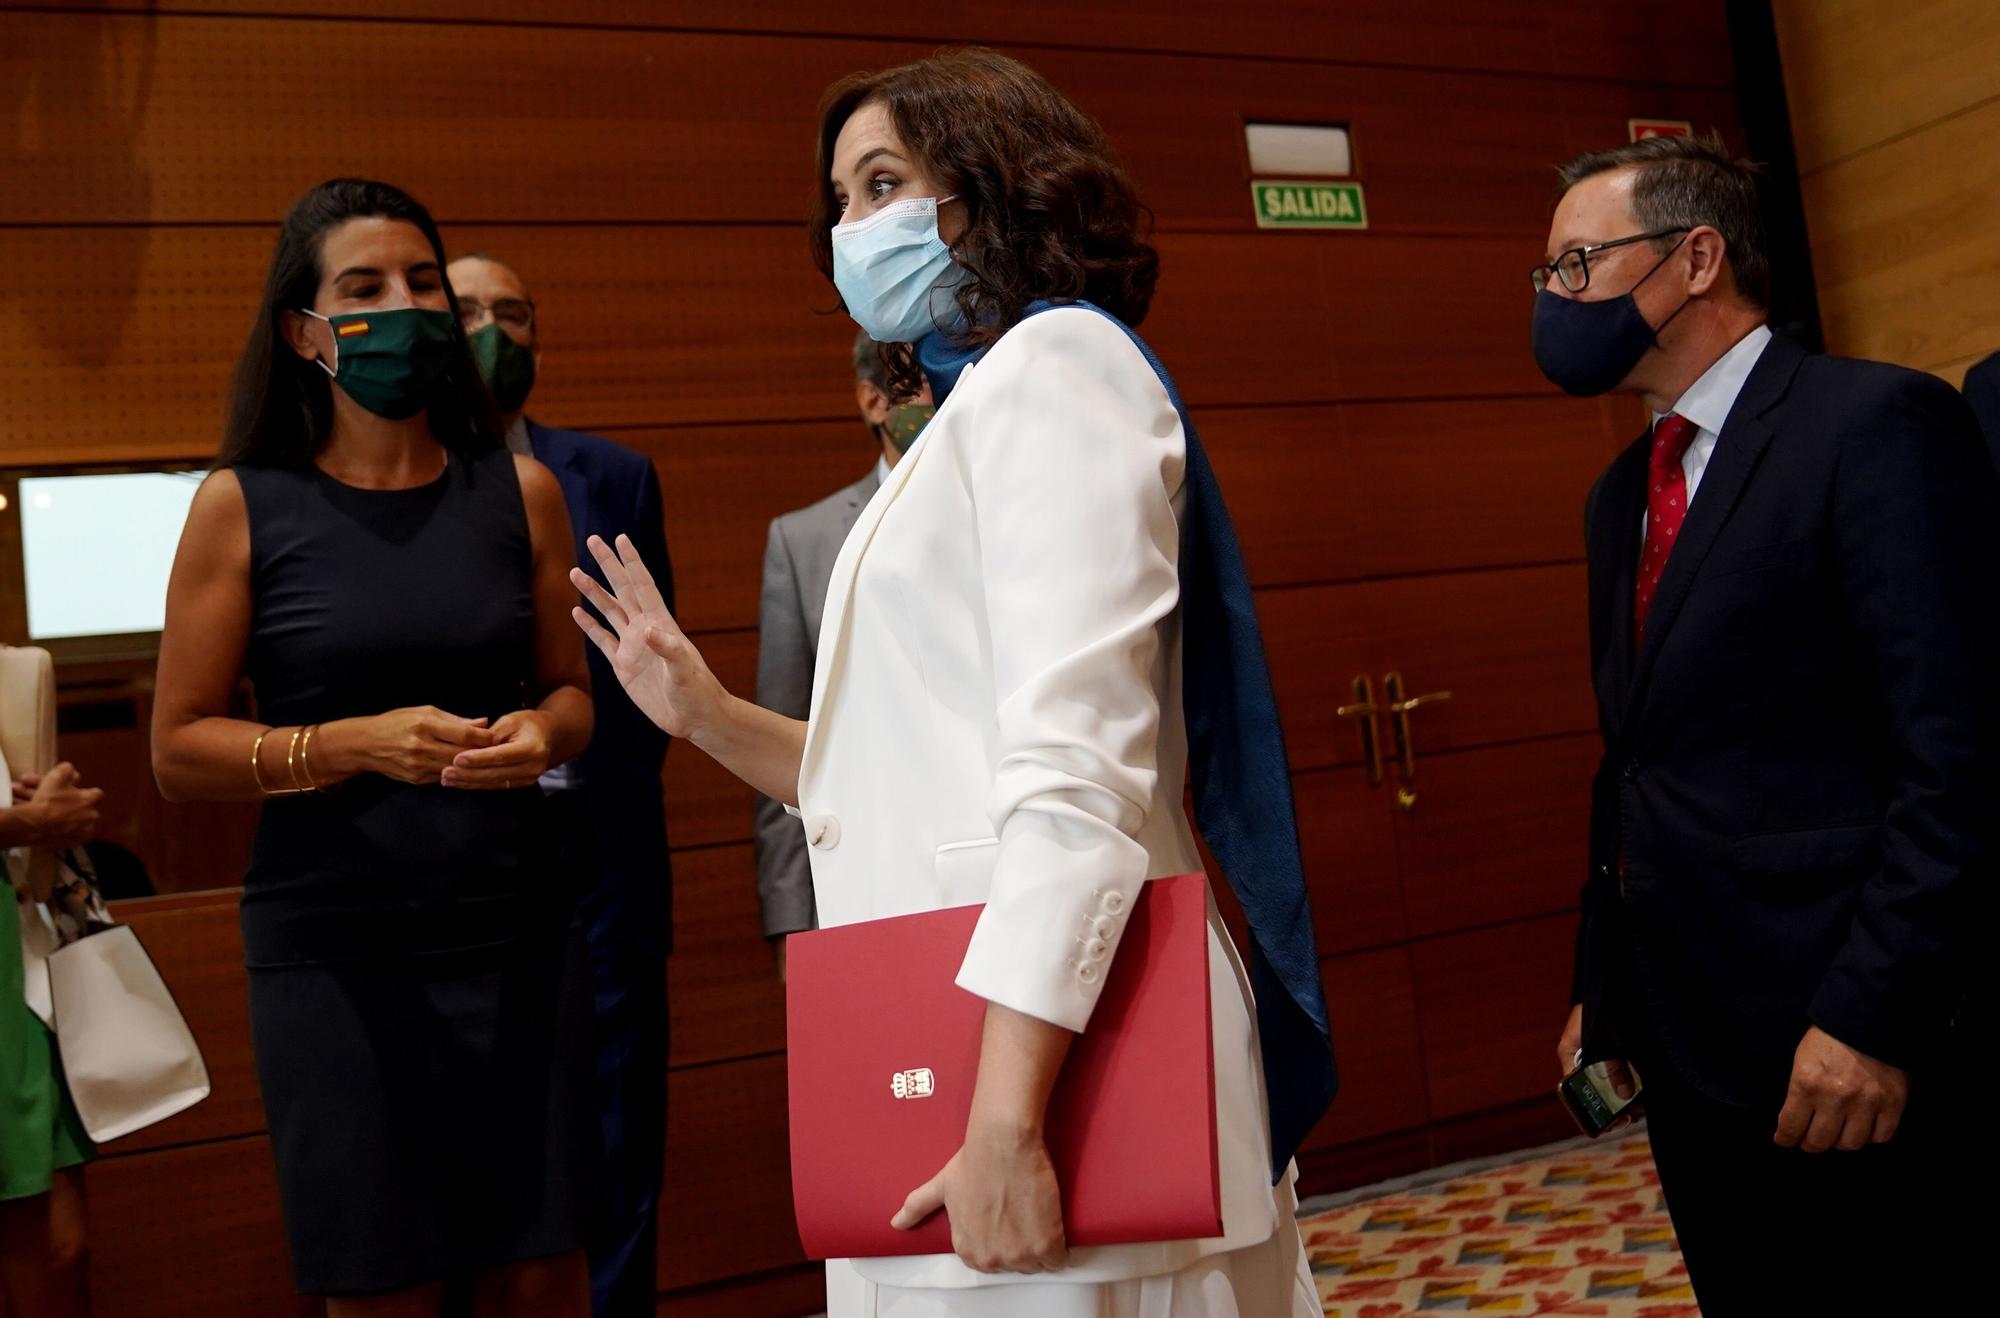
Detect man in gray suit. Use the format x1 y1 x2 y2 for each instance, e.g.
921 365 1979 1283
753 332 932 972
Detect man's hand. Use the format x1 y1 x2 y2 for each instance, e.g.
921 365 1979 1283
1774 1026 1908 1152
1556 1003 1635 1099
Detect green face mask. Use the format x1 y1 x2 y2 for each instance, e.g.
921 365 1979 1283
883 401 936 454
302 306 456 420
468 323 538 414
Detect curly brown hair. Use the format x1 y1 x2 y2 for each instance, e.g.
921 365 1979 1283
809 48 1160 401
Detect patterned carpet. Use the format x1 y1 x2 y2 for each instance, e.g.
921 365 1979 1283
1297 1131 1698 1316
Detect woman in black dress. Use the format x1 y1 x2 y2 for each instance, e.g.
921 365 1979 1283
152 179 596 1317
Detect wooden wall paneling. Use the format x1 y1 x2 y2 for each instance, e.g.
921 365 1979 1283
1544 0 1737 90
1773 0 2000 172
107 892 267 1151
1 12 1670 236
155 796 261 896
1361 564 1595 755
52 721 161 869
659 1054 806 1291
0 225 860 462
637 423 884 634
84 1136 308 1318
6 1 1741 103
0 227 259 462
1295 766 1405 956
1553 76 1744 158
0 13 1749 239
971 0 1557 76
1255 582 1383 772
1031 49 1578 237
0 13 928 226
657 1266 825 1318
1798 98 2000 374
1305 946 1429 1149
1309 236 1558 402
1408 911 1578 1119
666 844 785 1068
1137 236 1342 407
1392 733 1598 938
1430 1094 1577 1166
661 629 758 850
1339 395 1617 578
1142 236 1555 409
1198 406 1360 587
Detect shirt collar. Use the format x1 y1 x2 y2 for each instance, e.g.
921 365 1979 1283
874 454 891 486
1657 323 1774 436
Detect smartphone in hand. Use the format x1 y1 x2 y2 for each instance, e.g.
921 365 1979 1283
1558 1054 1642 1137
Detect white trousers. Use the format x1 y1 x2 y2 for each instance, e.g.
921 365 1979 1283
825 1183 1319 1318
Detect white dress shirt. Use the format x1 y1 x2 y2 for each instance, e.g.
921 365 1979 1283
1652 323 1774 511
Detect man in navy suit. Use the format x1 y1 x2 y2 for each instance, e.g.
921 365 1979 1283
1963 350 2000 466
1534 136 1994 1314
450 254 673 1318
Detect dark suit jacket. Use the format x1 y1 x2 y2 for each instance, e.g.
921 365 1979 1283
1962 351 2000 468
1575 332 1999 1110
529 420 675 959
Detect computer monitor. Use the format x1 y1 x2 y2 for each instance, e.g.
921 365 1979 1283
0 463 207 664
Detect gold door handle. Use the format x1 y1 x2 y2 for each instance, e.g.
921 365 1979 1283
1334 675 1384 785
1383 671 1452 778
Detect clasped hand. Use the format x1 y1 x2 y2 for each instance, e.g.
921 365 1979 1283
359 706 556 789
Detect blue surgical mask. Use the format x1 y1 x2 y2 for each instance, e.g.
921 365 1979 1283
831 195 968 344
1531 235 1691 397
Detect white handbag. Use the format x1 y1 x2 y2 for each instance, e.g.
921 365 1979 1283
2 643 211 1143
49 913 212 1143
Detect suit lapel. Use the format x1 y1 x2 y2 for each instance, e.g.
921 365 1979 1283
1621 334 1805 726
796 440 925 796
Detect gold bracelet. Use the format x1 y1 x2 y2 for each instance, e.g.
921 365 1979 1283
285 726 308 792
298 724 322 791
252 727 309 797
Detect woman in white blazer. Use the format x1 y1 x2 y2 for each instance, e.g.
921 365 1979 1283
573 49 1330 1318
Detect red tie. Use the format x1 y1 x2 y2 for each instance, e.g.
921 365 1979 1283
1636 413 1699 643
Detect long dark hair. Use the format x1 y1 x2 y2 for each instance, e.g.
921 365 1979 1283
217 178 501 468
809 49 1160 401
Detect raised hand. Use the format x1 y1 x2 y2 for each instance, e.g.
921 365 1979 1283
570 533 726 742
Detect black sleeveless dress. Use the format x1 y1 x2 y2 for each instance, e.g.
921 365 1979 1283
235 450 596 1296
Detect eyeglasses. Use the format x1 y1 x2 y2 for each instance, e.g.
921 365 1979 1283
1530 227 1688 294
457 297 536 332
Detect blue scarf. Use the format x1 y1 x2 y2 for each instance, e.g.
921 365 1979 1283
918 304 1338 1181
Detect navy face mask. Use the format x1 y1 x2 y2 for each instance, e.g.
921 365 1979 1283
1531 235 1691 397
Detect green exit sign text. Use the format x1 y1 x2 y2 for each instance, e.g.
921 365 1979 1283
1252 179 1368 230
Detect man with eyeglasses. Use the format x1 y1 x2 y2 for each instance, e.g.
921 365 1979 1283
1537 134 1993 1314
446 252 674 1318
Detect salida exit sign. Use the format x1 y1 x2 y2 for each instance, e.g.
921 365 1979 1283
1252 179 1368 229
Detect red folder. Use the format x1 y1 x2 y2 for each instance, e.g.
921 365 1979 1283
786 871 1219 1260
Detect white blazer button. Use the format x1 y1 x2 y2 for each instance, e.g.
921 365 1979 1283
806 814 841 850
1077 962 1101 985
1091 916 1117 941
1082 938 1109 962
1100 891 1126 915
